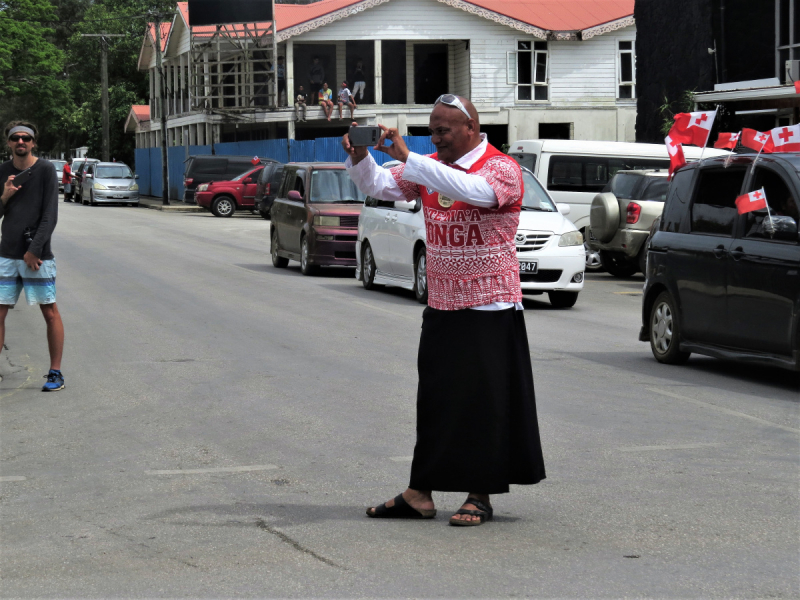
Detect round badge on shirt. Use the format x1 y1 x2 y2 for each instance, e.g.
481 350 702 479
438 193 454 208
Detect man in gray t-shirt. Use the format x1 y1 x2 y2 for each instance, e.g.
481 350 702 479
0 120 65 391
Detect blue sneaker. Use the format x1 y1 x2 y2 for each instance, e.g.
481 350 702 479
42 370 64 392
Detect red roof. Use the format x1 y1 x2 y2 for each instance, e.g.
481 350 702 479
131 105 151 121
146 21 172 50
175 0 633 35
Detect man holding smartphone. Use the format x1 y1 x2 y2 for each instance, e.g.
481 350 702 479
342 96 545 527
0 121 65 392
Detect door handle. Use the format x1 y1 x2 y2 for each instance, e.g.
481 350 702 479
713 245 727 259
729 247 745 261
384 214 392 222
391 214 398 222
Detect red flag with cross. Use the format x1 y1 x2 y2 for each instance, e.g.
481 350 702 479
668 111 717 147
665 135 686 180
769 124 800 152
735 188 768 215
741 128 774 153
714 132 739 150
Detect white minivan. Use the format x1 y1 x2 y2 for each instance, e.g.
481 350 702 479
356 166 585 308
507 140 728 268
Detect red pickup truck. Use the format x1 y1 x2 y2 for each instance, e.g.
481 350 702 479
195 166 264 217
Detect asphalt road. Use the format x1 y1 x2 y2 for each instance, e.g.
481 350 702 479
1 201 798 599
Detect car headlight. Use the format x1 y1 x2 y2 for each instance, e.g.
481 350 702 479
197 184 209 192
558 230 584 247
313 215 340 226
93 182 108 190
129 183 139 191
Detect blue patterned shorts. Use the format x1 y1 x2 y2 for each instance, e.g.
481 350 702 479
0 257 57 305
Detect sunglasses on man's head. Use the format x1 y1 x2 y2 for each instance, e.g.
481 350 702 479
9 135 33 143
434 94 472 120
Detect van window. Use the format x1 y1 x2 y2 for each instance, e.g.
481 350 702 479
662 168 694 233
191 158 227 174
690 168 746 236
744 167 800 239
227 160 254 175
509 153 536 173
548 156 670 193
293 169 306 197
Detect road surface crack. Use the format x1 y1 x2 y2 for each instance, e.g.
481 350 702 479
255 519 343 569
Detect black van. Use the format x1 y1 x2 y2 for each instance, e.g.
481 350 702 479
183 155 275 203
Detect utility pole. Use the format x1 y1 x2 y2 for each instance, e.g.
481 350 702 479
81 33 124 162
152 14 170 206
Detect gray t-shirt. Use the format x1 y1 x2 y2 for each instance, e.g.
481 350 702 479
0 158 58 260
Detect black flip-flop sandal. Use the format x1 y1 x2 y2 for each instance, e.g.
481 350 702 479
449 497 493 527
366 494 437 519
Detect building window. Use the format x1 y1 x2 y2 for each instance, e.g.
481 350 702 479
507 41 548 101
618 40 635 99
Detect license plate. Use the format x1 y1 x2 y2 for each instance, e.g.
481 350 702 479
519 261 538 274
109 195 124 199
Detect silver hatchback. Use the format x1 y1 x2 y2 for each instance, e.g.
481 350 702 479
81 162 139 206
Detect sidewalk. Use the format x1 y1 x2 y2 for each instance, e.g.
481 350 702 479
138 195 204 213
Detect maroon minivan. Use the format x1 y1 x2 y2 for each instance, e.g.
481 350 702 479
269 163 365 275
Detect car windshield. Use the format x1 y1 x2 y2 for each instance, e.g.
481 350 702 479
521 170 557 212
607 173 643 199
232 168 259 181
51 161 66 170
640 178 669 201
310 169 366 203
95 165 133 179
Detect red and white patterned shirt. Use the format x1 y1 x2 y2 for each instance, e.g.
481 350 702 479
347 139 524 310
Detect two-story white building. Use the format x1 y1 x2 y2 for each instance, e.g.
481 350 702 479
130 0 636 149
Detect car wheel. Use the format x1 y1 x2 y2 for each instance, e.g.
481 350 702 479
211 196 235 218
600 251 638 277
548 291 579 308
361 242 377 289
300 236 318 276
259 210 270 220
271 228 288 268
583 235 603 272
414 247 428 304
649 291 691 365
89 191 96 206
638 240 649 275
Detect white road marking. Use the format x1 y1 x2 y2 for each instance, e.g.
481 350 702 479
0 476 27 482
389 456 414 462
353 301 418 321
617 443 722 452
647 387 800 434
145 464 278 475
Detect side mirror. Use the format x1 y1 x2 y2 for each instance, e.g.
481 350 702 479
557 203 571 216
243 177 254 184
135 174 140 179
761 215 798 241
288 190 303 201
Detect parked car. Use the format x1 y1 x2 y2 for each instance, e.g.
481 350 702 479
73 158 99 200
184 155 279 203
51 160 66 192
640 153 800 371
80 162 139 206
356 165 585 308
587 169 669 276
507 139 728 271
255 163 285 219
195 166 264 217
270 163 365 275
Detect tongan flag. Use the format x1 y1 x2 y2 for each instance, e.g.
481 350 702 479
770 124 800 152
714 132 740 150
251 156 260 165
741 128 774 153
735 188 768 215
665 135 686 180
668 110 717 147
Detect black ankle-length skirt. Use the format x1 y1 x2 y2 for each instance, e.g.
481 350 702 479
408 307 546 495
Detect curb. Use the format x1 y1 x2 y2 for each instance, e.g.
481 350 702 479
147 204 204 213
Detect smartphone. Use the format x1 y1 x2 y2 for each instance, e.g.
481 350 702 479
10 167 34 187
348 126 382 147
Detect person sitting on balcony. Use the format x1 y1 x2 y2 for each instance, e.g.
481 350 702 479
337 81 357 120
318 82 334 122
352 60 366 101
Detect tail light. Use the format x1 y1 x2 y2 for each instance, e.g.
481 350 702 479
265 183 271 195
185 178 193 186
626 202 642 224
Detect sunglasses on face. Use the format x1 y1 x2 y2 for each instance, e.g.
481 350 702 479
9 135 33 143
434 94 472 120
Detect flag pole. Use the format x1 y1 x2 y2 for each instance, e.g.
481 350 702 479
723 129 740 168
699 107 719 162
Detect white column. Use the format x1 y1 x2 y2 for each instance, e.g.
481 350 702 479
286 40 294 109
374 40 382 105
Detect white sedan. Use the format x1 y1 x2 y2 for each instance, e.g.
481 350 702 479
356 166 585 308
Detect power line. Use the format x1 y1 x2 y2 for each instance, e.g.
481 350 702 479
2 12 172 24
